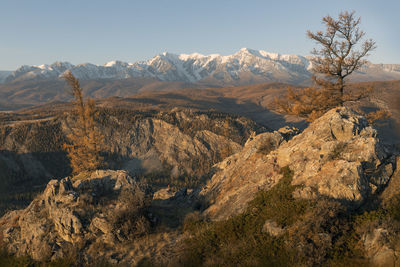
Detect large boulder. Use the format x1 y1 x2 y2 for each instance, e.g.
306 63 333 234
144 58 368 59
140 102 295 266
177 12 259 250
362 228 398 267
201 107 396 221
275 107 394 201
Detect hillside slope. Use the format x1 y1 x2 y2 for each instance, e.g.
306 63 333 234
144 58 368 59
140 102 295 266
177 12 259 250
1 107 399 266
0 107 266 216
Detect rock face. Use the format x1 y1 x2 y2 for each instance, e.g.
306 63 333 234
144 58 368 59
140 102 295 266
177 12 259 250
0 109 258 180
362 156 400 267
362 228 398 267
0 108 261 215
96 115 243 178
275 108 394 201
199 131 284 221
0 170 152 262
201 107 395 221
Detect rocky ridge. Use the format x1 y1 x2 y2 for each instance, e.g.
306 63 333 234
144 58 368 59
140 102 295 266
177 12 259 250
0 108 263 220
92 109 245 177
0 108 259 197
0 170 154 264
200 107 396 221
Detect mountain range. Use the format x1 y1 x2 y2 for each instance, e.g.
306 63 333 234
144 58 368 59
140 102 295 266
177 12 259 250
0 71 12 82
0 48 399 111
2 48 400 85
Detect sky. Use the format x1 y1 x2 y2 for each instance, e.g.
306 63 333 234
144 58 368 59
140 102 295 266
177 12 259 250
0 0 399 70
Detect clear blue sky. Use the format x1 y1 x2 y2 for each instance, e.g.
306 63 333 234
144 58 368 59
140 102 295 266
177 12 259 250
0 0 399 70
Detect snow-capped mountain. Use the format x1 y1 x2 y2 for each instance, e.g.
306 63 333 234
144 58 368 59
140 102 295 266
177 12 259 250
2 48 400 85
2 49 313 85
0 71 12 83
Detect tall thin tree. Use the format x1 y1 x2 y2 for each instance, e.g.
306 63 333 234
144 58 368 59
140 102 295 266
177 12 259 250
63 70 104 174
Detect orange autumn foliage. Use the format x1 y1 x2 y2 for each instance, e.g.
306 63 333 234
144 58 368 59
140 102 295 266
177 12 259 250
275 11 389 123
63 71 105 174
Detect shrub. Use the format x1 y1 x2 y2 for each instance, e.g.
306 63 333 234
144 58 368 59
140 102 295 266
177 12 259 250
109 187 152 240
327 141 347 161
257 139 275 155
179 167 308 266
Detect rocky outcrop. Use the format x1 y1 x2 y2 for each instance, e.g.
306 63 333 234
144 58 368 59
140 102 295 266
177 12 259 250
0 170 152 262
201 107 396 221
105 118 242 177
262 220 285 237
87 109 251 178
0 109 260 180
0 108 262 215
361 156 400 267
275 108 394 201
199 131 284 221
362 228 398 267
380 156 400 204
1 107 399 266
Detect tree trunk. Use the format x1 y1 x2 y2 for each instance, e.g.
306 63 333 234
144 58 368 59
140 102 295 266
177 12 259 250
338 77 344 106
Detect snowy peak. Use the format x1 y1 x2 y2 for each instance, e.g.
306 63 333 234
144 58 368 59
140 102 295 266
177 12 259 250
5 62 74 83
0 71 11 83
139 48 313 83
104 60 129 67
2 49 400 85
233 48 305 63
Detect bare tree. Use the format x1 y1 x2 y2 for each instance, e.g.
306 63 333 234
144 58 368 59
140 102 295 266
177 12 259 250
63 71 105 174
307 10 376 105
275 11 386 122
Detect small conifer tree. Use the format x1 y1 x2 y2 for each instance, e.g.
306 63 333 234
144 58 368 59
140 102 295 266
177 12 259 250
63 70 104 174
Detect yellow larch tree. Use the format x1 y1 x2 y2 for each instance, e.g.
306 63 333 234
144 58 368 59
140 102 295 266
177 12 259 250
63 70 105 174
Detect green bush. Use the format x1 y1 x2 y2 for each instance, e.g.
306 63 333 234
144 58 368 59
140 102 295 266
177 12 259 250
256 140 275 155
177 167 384 266
178 167 308 266
0 249 113 267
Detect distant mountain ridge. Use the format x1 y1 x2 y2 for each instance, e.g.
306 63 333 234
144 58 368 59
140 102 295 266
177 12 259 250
0 48 399 111
5 48 399 86
2 48 312 85
0 71 12 83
